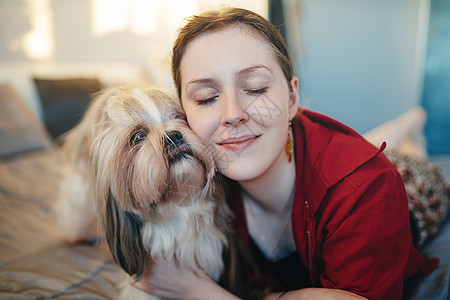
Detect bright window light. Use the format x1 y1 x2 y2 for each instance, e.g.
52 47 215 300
130 0 160 35
91 0 265 37
22 0 54 60
92 0 129 36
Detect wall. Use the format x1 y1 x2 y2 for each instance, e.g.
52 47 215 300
296 0 429 134
421 0 450 154
0 0 432 136
0 0 267 92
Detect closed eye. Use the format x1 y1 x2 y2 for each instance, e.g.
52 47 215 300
245 87 268 96
197 95 218 106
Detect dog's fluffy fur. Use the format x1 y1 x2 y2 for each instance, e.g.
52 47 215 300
56 85 265 299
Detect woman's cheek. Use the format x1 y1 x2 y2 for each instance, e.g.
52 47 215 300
247 95 287 127
186 111 216 142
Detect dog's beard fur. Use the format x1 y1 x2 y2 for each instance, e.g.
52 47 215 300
56 85 268 299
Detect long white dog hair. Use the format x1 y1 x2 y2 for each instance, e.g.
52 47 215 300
56 85 265 299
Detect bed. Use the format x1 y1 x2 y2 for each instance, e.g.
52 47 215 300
0 83 127 298
0 79 449 299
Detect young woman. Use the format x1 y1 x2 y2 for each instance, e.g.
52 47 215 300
132 7 438 299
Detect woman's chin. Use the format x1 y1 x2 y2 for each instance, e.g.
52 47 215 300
218 147 288 183
219 159 264 182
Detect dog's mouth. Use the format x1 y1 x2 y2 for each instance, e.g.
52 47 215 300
167 143 194 163
165 130 195 163
161 131 213 207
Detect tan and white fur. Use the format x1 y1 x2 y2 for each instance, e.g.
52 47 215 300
55 85 249 299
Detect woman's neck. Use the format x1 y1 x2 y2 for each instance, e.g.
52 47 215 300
239 151 296 215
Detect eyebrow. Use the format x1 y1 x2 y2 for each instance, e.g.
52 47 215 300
185 65 273 89
186 78 215 87
237 65 272 76
186 65 272 86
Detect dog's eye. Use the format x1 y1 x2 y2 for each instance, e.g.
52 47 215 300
130 128 148 147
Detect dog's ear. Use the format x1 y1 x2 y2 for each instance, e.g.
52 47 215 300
104 191 146 277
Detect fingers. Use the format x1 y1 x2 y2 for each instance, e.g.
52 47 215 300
129 272 159 295
129 272 181 299
128 259 156 289
127 259 209 299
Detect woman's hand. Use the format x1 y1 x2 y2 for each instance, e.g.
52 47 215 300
266 288 367 300
130 258 240 300
130 259 367 300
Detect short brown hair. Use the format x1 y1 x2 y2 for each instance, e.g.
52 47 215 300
171 7 294 98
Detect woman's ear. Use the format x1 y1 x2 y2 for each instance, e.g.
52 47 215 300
288 76 300 120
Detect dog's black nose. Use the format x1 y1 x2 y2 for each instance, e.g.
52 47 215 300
166 131 184 148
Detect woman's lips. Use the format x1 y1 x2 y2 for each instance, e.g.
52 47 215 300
217 135 260 152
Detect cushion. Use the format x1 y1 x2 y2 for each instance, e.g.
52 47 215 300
385 150 450 247
33 77 102 139
0 84 52 159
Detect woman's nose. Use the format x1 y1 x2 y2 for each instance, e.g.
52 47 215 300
221 91 249 126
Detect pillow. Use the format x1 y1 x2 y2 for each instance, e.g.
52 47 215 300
0 84 52 159
33 77 102 139
385 150 450 247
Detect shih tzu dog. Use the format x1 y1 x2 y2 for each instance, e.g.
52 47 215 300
56 85 263 299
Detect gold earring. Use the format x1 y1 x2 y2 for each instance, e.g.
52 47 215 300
285 121 294 162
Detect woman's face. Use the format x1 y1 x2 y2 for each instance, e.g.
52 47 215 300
180 26 299 182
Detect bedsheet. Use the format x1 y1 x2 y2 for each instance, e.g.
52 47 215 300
404 154 450 300
404 217 450 300
0 150 126 299
0 139 449 299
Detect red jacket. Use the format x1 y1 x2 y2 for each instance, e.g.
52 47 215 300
229 109 438 299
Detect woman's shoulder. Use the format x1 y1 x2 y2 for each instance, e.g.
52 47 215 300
293 109 394 187
292 109 405 218
294 109 372 147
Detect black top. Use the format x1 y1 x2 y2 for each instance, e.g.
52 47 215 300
249 236 311 292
